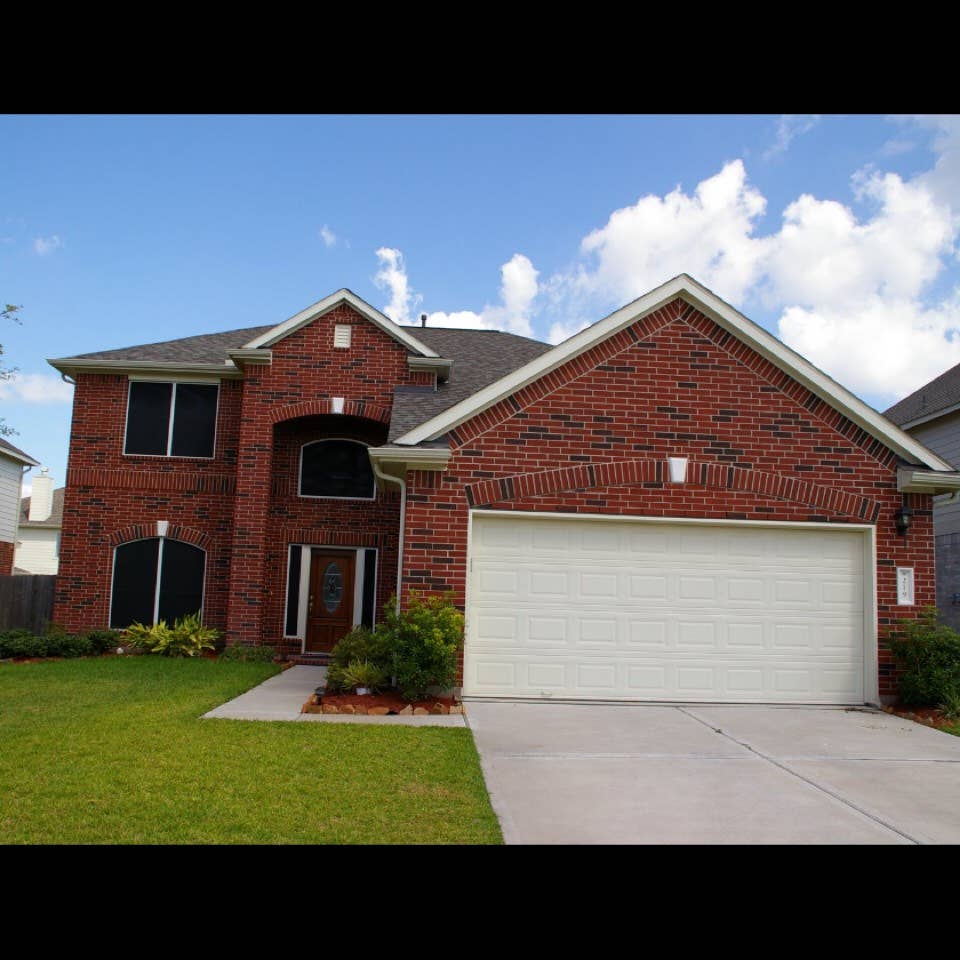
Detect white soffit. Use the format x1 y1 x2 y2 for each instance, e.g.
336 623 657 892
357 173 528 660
393 273 954 472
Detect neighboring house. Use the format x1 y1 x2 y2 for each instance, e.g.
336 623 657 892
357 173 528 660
47 274 960 706
14 471 63 575
885 366 960 629
0 437 40 575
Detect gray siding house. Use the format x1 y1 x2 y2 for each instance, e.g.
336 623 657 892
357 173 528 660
886 373 960 627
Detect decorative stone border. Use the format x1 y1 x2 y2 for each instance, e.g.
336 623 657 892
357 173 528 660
301 694 465 716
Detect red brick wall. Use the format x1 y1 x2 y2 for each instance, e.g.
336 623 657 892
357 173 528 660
0 540 13 575
402 298 935 699
54 304 416 645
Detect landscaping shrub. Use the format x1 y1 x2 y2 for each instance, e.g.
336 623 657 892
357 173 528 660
124 613 221 657
48 633 94 658
383 592 464 701
218 644 277 663
340 659 387 693
0 634 49 658
887 607 960 707
83 629 123 655
326 625 393 692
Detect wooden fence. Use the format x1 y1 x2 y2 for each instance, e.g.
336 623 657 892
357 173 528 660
0 575 57 633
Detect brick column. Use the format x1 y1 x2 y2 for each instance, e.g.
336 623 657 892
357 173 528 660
0 540 14 575
225 387 274 646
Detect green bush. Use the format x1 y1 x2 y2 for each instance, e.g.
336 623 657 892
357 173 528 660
340 659 387 693
48 634 94 658
887 607 960 707
0 629 36 658
384 592 464 702
124 613 221 658
0 634 49 659
326 625 394 692
83 629 123 655
218 644 277 663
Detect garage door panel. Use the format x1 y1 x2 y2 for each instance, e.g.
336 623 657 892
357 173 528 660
466 515 867 704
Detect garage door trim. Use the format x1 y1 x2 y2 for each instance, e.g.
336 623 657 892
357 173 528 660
464 510 878 705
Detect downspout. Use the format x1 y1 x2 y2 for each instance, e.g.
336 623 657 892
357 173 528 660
370 460 405 615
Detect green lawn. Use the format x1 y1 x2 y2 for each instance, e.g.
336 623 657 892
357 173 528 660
0 658 502 844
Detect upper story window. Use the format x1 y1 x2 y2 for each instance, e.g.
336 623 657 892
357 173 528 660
124 381 219 458
300 439 375 499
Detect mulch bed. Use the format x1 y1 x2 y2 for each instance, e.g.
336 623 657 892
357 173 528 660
881 703 957 730
303 690 462 716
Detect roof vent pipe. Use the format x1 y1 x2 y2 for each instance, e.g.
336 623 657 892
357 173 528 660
420 313 427 328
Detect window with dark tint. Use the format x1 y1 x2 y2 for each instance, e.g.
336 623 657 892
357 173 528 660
125 382 172 455
300 440 374 498
110 537 206 628
361 549 377 628
171 383 218 457
285 545 302 636
125 381 218 457
157 539 206 623
110 538 160 628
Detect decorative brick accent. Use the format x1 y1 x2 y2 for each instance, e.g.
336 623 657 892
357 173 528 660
466 457 882 521
268 398 392 426
108 523 211 549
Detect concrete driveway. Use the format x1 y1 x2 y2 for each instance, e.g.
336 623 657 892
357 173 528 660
466 701 960 844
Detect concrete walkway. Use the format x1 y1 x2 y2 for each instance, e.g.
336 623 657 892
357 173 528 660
202 665 466 727
466 700 960 844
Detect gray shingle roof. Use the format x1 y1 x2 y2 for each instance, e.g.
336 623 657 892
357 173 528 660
55 321 555 443
885 361 960 426
389 327 553 441
69 325 275 364
19 486 65 528
0 437 39 465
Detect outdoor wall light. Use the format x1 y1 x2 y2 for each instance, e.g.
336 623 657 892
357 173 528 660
895 503 912 536
668 456 689 484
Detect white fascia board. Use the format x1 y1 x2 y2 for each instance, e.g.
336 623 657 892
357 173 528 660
226 348 272 366
394 273 955 472
0 447 40 467
47 358 245 379
897 467 960 494
242 288 439 358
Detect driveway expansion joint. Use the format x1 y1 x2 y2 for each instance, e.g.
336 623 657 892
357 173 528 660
678 706 923 845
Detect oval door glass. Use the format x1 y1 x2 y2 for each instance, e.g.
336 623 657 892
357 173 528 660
322 562 344 613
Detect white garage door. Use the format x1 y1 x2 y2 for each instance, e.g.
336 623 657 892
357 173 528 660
465 514 870 704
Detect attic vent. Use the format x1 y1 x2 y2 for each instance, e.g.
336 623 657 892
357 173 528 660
334 324 352 349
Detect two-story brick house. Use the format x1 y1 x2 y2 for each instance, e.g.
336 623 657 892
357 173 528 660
49 275 960 705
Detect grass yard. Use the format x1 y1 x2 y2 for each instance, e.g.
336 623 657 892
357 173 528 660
0 657 502 844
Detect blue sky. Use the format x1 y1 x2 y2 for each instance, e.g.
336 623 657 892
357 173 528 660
2 114 960 494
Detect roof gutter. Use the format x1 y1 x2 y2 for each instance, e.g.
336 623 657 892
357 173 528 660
47 358 246 379
367 446 452 481
897 466 960 496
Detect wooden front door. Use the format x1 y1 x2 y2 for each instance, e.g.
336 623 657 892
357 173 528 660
305 549 356 653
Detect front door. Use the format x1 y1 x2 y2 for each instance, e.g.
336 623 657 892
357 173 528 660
305 549 356 653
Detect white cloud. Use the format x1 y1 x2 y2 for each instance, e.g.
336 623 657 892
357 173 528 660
32 235 62 256
880 138 916 157
576 160 768 305
0 373 74 404
763 115 821 160
319 225 337 248
426 254 539 336
374 247 421 324
547 318 591 345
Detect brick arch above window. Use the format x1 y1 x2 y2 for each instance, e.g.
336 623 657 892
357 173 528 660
109 523 211 549
464 457 882 521
269 398 391 426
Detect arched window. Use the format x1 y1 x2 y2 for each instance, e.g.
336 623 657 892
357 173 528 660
110 537 206 628
300 439 375 499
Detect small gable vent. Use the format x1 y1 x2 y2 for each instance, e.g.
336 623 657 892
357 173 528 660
334 324 352 349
